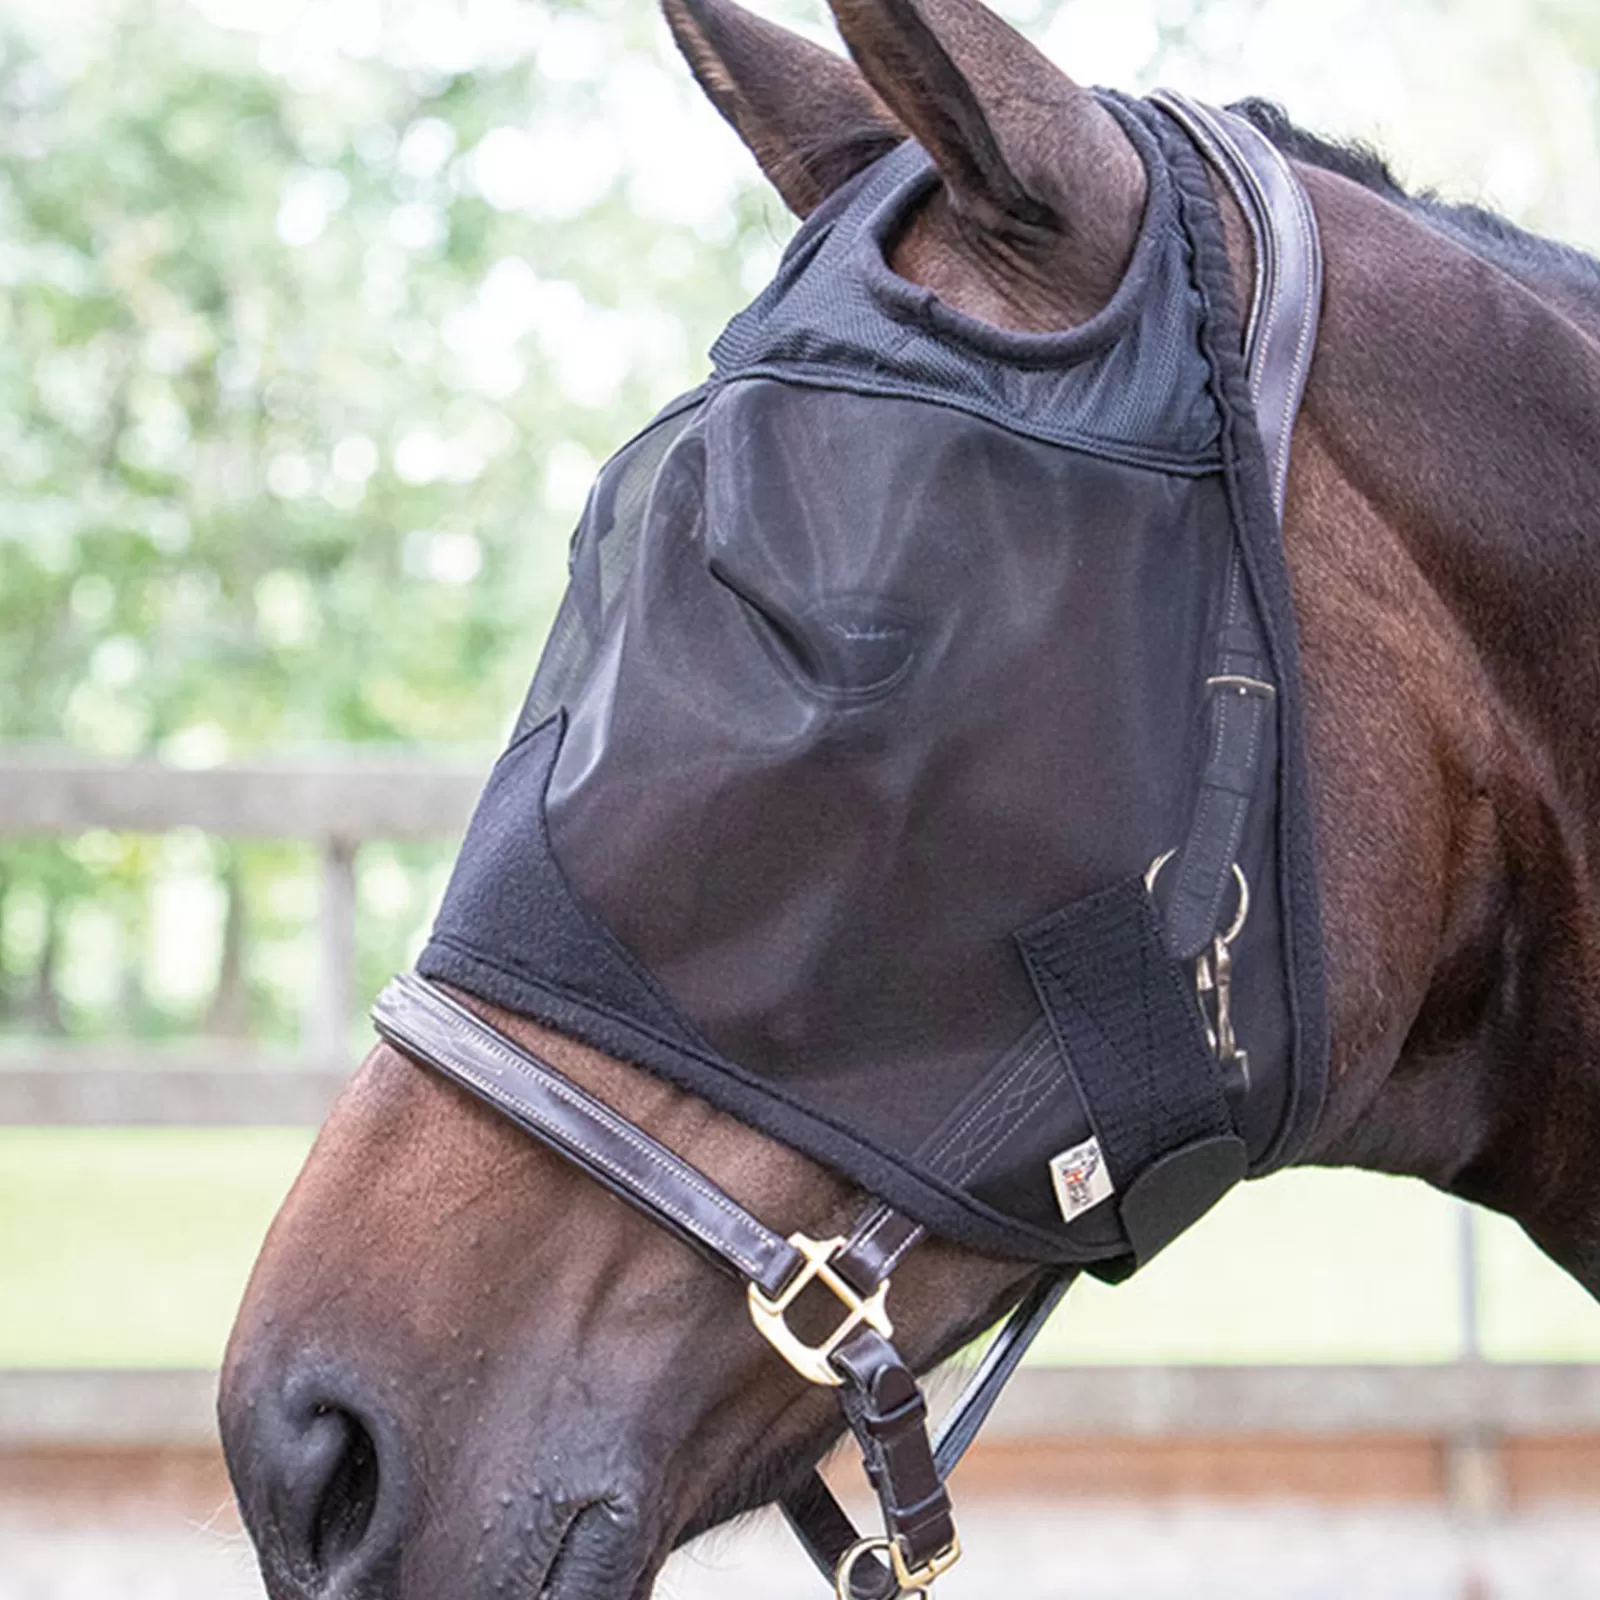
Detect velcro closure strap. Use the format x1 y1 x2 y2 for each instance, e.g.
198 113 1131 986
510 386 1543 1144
1018 879 1245 1267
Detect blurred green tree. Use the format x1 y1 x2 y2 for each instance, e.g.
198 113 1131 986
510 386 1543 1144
3 0 1599 1042
0 0 789 1038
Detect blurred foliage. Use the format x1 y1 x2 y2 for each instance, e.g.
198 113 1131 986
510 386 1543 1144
0 0 785 756
3 0 1600 1045
0 0 790 1041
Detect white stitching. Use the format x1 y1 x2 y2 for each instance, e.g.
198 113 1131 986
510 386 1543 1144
847 1205 915 1276
1179 98 1319 517
1250 136 1318 512
924 1033 1054 1180
832 1035 1053 1284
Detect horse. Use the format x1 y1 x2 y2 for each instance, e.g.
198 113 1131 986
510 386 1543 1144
217 0 1600 1594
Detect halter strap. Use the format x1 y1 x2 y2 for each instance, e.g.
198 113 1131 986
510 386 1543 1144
1147 92 1325 963
372 972 956 1598
1149 93 1323 515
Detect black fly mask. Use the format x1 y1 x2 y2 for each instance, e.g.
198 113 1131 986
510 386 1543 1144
375 92 1328 1598
415 97 1327 1271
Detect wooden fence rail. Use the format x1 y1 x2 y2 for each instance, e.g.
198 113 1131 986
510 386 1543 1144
10 1364 1600 1450
0 748 483 1099
0 748 1580 1499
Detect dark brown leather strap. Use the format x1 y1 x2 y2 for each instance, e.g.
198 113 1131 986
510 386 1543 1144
1146 91 1324 963
372 973 953 1598
836 1329 954 1571
775 1329 961 1600
781 1266 1075 1597
373 972 804 1297
1148 91 1322 516
834 1204 925 1298
932 1268 1075 1470
784 1475 900 1600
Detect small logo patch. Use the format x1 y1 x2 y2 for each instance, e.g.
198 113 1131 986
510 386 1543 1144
1049 1138 1114 1223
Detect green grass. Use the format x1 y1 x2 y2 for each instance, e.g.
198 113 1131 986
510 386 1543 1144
0 1128 313 1367
1034 1167 1600 1364
2 1132 1599 1368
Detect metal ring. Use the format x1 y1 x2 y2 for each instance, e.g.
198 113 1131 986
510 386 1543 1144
835 1538 903 1600
1144 851 1251 947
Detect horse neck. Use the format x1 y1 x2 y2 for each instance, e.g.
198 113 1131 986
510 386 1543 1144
1293 167 1600 1282
1310 170 1600 782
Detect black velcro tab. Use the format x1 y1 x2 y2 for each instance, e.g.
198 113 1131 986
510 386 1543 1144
1119 1135 1247 1265
1017 877 1244 1265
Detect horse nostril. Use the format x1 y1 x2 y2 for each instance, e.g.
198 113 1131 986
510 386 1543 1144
221 1367 404 1597
307 1405 381 1576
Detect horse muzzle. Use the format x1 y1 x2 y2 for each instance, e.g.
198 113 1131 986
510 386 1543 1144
219 1345 668 1600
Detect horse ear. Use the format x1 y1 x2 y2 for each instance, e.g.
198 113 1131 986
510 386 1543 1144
824 0 1145 287
662 0 906 217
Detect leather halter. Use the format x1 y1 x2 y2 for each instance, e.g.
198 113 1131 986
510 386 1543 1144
371 97 1322 1600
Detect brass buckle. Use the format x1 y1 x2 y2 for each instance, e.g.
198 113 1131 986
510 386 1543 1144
833 1532 963 1598
890 1530 963 1593
747 1233 894 1388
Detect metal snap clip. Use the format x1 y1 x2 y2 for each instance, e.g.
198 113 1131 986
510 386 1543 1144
1146 851 1252 1085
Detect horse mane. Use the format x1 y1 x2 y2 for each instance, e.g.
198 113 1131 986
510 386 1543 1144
1231 98 1600 314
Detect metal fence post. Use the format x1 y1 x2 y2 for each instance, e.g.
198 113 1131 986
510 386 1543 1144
1446 1200 1505 1519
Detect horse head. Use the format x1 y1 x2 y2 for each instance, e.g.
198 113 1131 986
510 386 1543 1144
219 0 1600 1596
